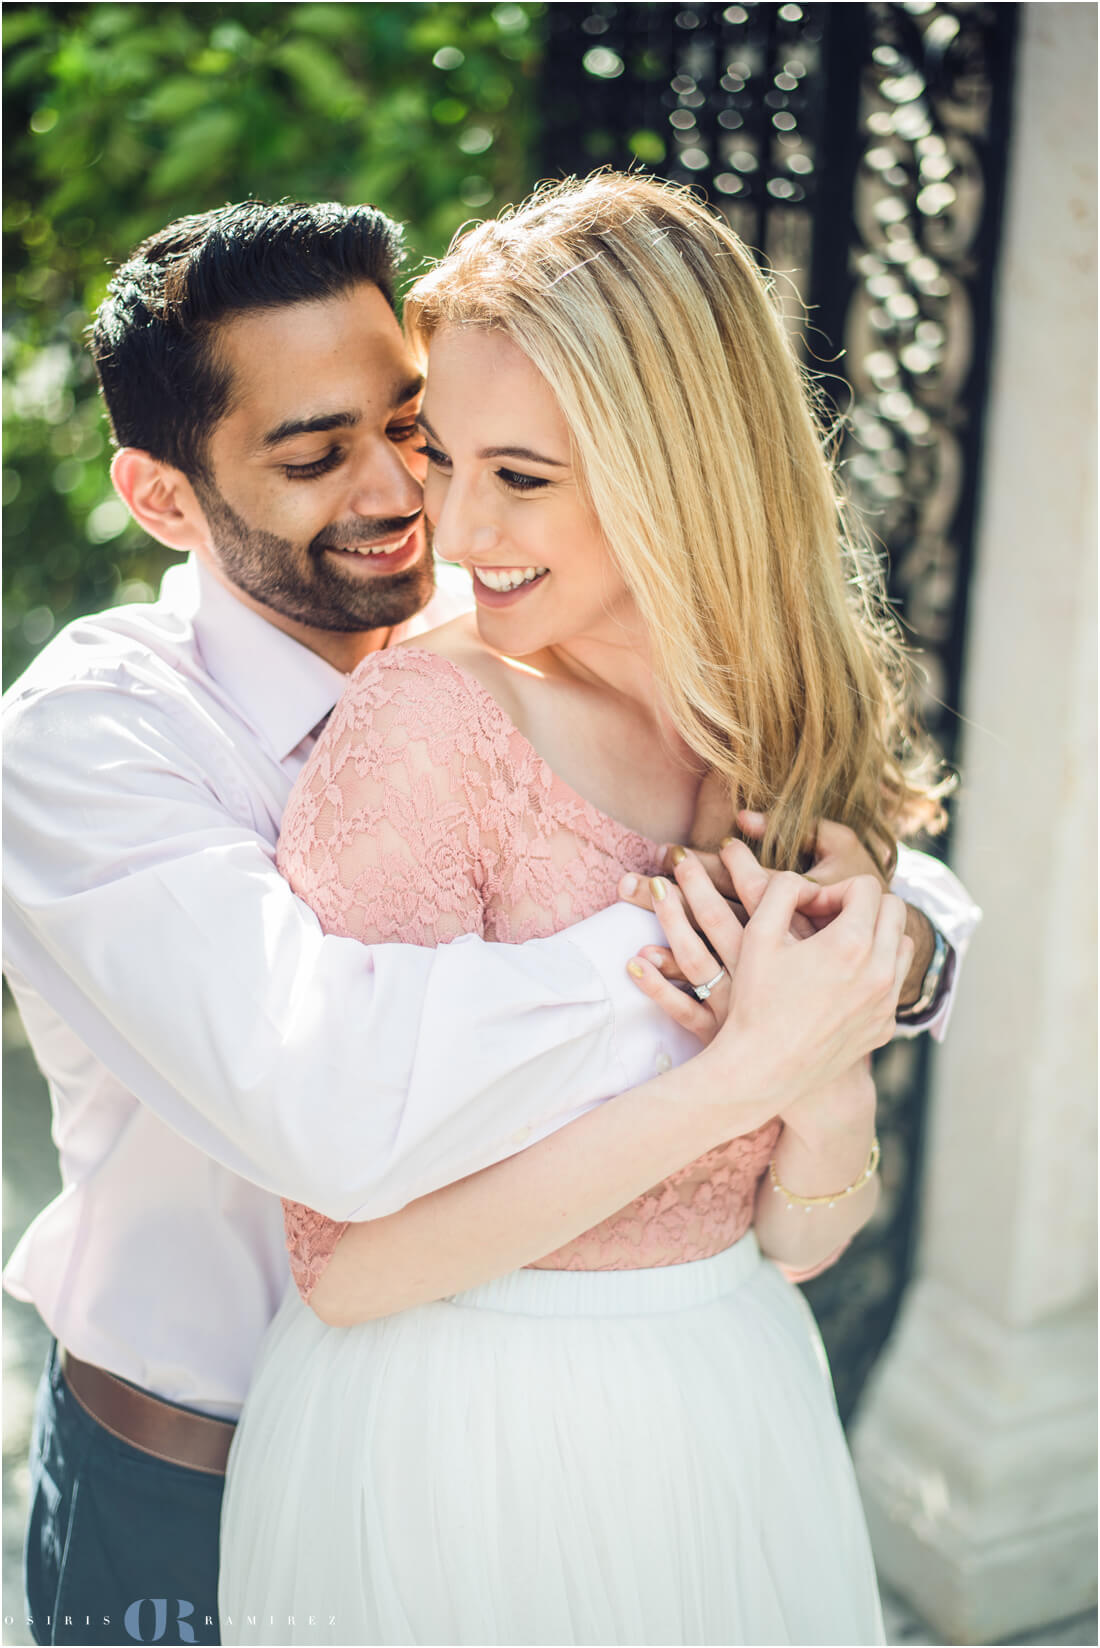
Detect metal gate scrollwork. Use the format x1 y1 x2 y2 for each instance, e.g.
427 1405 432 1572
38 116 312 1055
539 2 1016 1419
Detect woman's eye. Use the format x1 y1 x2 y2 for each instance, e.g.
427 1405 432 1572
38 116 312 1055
282 449 344 481
498 468 549 493
414 441 451 469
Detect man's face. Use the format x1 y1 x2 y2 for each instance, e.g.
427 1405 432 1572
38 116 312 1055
194 282 433 636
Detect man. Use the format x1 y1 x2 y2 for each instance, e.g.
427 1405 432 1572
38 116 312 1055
3 200 978 1646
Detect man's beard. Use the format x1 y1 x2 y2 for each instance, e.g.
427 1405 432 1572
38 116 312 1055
193 478 435 633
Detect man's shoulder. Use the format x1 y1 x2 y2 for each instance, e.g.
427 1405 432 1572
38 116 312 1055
7 570 200 687
3 583 206 747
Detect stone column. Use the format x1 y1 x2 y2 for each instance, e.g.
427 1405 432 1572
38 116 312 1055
850 6 1098 1643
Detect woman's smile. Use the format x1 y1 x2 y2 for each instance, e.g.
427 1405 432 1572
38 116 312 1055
469 564 550 604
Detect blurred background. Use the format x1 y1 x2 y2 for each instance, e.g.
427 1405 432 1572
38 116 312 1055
3 3 1095 1644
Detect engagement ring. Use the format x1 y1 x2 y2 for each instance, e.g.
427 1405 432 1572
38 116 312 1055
692 967 727 1001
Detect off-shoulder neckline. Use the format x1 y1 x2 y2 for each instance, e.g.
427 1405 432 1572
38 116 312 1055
371 645 667 864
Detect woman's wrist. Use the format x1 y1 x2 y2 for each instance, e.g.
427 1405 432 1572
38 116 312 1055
777 1064 877 1153
768 1132 879 1209
768 1102 877 1201
688 1032 791 1141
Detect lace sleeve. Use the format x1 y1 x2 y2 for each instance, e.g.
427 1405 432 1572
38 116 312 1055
276 650 495 1298
277 652 492 949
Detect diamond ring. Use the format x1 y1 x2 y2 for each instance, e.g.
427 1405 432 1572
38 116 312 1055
691 967 727 1001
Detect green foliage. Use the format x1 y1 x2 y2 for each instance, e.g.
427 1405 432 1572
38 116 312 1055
3 0 544 685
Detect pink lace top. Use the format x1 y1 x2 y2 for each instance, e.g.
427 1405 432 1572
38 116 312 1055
277 648 791 1300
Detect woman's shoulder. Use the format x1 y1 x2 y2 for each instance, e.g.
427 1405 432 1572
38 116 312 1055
330 621 524 765
397 617 527 722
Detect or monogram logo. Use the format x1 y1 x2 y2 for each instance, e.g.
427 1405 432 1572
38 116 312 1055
123 1599 197 1643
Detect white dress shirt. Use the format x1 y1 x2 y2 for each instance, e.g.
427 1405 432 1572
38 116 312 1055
2 555 980 1416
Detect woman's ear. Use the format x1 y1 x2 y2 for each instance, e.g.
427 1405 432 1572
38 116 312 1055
110 448 209 555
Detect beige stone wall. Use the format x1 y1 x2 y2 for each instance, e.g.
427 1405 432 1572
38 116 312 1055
922 0 1097 1324
852 5 1098 1641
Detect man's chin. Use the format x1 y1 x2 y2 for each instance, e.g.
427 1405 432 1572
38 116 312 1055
309 556 435 633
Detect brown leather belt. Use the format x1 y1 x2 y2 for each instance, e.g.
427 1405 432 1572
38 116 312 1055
59 1349 236 1476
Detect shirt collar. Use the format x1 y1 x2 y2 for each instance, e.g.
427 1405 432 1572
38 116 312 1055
166 556 347 762
158 554 475 763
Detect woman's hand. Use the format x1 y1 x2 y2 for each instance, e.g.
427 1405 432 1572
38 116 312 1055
620 852 740 1044
719 847 911 1111
622 841 913 1114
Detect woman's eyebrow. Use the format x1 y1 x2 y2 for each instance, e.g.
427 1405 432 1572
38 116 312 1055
480 445 567 466
416 411 566 467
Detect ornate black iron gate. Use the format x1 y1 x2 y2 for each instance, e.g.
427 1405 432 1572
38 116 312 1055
538 1 1016 1419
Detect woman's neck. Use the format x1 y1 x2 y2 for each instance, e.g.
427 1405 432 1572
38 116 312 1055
539 613 663 722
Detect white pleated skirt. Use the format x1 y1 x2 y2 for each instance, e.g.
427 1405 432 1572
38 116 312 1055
219 1232 884 1646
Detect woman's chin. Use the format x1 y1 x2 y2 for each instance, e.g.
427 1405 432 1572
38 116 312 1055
474 608 552 658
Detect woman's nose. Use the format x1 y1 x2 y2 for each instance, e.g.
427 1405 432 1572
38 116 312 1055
429 476 500 565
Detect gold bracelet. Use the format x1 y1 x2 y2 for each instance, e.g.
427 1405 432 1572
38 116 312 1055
768 1135 881 1212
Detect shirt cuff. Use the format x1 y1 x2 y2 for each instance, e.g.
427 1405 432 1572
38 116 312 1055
557 903 700 1091
890 845 983 1044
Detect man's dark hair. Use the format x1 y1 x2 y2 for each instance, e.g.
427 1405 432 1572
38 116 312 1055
90 200 406 478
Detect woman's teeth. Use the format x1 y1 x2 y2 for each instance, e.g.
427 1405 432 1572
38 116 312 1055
473 566 549 592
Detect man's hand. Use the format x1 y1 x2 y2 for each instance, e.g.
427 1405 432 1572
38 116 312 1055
735 809 889 887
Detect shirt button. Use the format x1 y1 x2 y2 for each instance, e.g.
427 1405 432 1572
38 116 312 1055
510 1124 532 1145
655 1051 673 1075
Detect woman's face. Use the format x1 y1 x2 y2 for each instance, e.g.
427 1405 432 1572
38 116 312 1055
417 325 636 659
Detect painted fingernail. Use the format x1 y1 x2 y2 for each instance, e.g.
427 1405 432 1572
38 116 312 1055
620 874 638 895
719 835 736 849
649 876 667 902
668 845 686 867
627 960 645 978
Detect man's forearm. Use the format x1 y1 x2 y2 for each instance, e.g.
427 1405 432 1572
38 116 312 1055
5 842 691 1222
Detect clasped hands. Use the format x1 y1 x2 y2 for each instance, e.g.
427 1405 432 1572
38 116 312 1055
617 792 924 1124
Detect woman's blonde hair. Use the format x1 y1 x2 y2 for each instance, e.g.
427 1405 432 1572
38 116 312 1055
406 172 950 871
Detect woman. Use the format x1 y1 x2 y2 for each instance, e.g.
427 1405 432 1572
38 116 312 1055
219 173 946 1645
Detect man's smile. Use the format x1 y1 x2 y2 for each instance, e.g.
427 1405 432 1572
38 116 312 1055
319 521 424 574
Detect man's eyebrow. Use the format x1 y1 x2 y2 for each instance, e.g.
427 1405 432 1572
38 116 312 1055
416 411 566 469
261 411 360 448
259 379 423 450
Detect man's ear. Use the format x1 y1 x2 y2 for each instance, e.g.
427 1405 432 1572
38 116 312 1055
110 448 209 556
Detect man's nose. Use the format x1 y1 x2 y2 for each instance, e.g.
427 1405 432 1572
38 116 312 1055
344 438 424 520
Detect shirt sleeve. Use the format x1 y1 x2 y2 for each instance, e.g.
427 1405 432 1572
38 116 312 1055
889 843 982 1042
2 674 673 1222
